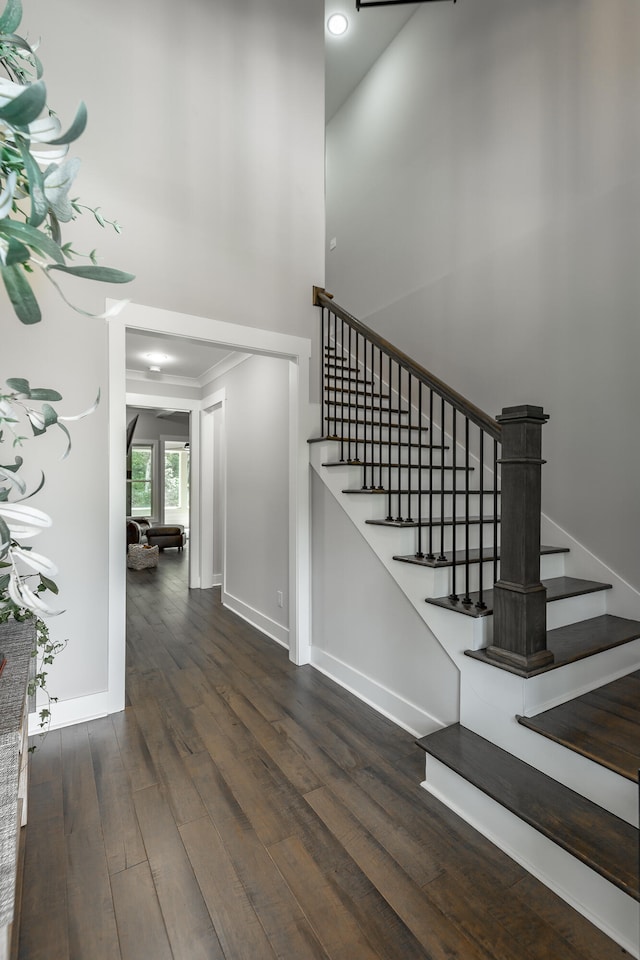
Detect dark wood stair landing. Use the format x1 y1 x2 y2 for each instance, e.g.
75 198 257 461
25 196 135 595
517 670 640 782
417 723 639 903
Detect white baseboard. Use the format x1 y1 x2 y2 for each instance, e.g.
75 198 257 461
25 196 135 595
310 647 445 738
222 591 289 649
422 757 640 958
29 691 110 736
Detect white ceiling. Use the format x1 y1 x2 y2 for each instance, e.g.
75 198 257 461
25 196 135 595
325 1 418 120
126 6 416 382
126 328 250 385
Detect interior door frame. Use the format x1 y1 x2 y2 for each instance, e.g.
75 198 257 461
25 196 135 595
107 302 312 715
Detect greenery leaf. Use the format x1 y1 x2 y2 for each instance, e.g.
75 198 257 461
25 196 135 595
47 263 135 283
41 403 58 428
39 574 58 595
56 420 71 458
0 574 9 592
0 79 46 127
0 0 23 35
0 455 23 472
29 388 62 401
17 136 48 227
48 209 61 245
0 515 10 554
46 101 87 145
0 264 41 323
0 219 65 263
4 237 30 265
5 377 30 394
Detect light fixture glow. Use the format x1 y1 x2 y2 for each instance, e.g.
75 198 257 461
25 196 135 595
327 13 349 36
144 352 169 364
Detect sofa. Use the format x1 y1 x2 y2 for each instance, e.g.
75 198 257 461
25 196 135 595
126 517 151 548
146 524 186 552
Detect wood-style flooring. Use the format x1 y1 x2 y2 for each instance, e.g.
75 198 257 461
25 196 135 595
17 550 628 959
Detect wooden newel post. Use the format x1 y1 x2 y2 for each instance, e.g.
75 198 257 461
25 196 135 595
487 405 553 672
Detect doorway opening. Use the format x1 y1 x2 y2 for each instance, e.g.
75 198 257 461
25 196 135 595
108 302 312 716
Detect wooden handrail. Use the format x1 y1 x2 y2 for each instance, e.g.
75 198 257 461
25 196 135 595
313 288 502 442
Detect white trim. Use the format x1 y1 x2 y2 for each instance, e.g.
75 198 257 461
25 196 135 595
310 647 446 738
29 691 110 735
222 591 290 649
200 388 226 591
421 758 640 958
107 301 313 718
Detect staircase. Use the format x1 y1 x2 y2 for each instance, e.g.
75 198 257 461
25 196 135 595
310 289 640 956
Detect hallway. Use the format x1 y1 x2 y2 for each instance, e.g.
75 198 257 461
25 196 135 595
18 552 625 959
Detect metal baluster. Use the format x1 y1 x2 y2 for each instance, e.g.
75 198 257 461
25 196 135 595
376 347 384 489
340 316 346 461
355 330 361 464
320 306 326 437
427 389 435 560
437 397 447 562
462 417 472 604
327 313 338 437
476 428 487 611
449 407 458 601
347 321 353 464
416 380 424 557
386 355 393 521
396 365 404 521
406 373 413 523
494 438 499 586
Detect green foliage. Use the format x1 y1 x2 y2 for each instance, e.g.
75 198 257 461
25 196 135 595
0 0 133 323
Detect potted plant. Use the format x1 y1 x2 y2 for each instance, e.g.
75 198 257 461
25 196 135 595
0 0 133 731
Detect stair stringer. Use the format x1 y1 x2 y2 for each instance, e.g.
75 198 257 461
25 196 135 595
310 440 482 737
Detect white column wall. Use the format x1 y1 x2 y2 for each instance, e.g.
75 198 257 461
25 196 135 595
326 0 640 590
213 355 291 646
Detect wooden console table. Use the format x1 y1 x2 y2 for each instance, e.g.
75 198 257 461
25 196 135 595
0 621 34 960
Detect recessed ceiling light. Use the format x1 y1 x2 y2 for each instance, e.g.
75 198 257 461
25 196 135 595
327 13 349 36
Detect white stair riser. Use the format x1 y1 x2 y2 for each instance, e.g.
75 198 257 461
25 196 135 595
458 653 640 825
546 589 609 629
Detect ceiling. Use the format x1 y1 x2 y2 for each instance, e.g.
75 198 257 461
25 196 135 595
325 1 418 120
126 5 416 383
126 328 250 386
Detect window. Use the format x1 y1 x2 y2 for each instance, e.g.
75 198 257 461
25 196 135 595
164 450 182 509
130 444 153 517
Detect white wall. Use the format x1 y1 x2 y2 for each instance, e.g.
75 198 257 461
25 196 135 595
311 472 459 732
212 355 291 643
3 0 324 716
326 0 640 589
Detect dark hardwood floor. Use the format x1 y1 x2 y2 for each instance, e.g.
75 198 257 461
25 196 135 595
18 549 628 959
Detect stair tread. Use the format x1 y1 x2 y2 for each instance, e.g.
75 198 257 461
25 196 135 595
367 515 500 529
323 460 471 471
416 723 639 901
466 614 640 676
393 543 564 568
326 417 429 429
426 576 612 618
345 488 499 496
517 670 640 781
309 436 444 449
